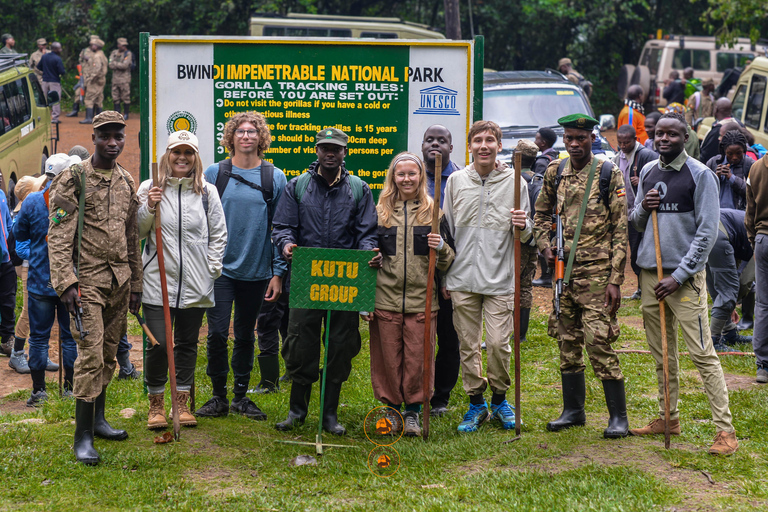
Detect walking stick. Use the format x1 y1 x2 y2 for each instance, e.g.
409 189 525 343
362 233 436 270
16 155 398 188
512 152 523 437
422 153 442 440
651 209 671 449
152 163 181 441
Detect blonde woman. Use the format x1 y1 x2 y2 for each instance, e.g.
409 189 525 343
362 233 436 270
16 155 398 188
137 130 227 429
365 152 454 437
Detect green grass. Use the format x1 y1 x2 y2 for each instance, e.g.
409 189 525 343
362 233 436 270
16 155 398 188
1 309 767 511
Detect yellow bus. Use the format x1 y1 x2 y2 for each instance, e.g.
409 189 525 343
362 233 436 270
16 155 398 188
0 54 55 209
249 13 445 39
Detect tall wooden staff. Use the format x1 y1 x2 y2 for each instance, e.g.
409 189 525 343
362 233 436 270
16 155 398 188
422 153 442 440
513 152 523 436
651 209 671 449
152 163 181 441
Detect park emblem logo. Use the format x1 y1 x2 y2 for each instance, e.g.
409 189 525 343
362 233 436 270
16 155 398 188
166 111 198 135
413 86 460 116
364 406 402 477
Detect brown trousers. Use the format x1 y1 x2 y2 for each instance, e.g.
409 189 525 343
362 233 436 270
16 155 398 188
369 309 437 407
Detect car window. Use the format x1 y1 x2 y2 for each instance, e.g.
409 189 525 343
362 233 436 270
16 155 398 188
483 88 591 129
264 26 352 37
360 32 398 38
716 52 755 72
0 89 9 136
732 85 747 120
672 49 710 71
640 48 661 75
29 75 46 107
745 74 766 130
2 78 32 129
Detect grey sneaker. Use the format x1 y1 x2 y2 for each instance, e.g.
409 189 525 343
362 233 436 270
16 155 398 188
8 350 30 374
27 390 48 407
403 411 422 437
45 357 59 372
757 367 768 384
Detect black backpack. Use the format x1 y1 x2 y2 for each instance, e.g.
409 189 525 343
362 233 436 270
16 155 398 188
554 157 614 208
214 158 275 230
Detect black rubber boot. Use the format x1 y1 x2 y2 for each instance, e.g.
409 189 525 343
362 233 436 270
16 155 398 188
74 399 100 465
65 102 80 117
602 379 629 438
322 382 346 435
94 105 102 116
532 256 552 288
737 291 755 331
123 103 130 120
520 308 531 342
93 389 128 440
253 354 280 393
275 383 311 431
79 107 94 124
546 372 586 431
115 102 122 116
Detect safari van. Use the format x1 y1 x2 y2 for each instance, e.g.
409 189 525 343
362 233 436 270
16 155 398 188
618 35 767 109
0 54 55 210
250 13 445 39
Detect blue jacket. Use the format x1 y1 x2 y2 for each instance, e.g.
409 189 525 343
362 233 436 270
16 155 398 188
0 193 11 263
272 161 378 255
426 160 459 209
37 52 66 83
12 182 56 296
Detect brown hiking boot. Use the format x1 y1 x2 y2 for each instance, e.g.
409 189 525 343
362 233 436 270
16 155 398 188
170 391 197 427
709 431 738 456
629 418 681 436
147 394 168 430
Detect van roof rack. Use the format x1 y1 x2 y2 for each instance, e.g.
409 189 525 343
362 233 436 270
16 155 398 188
0 54 29 74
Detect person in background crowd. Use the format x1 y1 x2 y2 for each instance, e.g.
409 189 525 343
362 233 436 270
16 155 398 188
364 152 454 437
663 70 685 105
629 112 738 456
700 98 743 163
618 85 648 144
28 38 47 82
138 130 227 429
745 148 768 384
613 124 657 300
688 78 715 123
0 177 17 357
643 111 662 152
443 120 532 433
532 127 560 289
273 127 378 435
79 37 108 125
108 38 132 120
558 58 592 97
37 42 66 124
13 154 80 405
421 124 461 417
706 130 754 211
0 34 17 54
515 139 540 341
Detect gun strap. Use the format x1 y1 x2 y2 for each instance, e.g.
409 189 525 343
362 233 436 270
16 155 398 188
76 166 86 280
563 158 598 286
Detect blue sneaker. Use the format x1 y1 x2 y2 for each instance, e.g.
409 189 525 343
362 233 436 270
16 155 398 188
491 400 519 430
457 402 490 433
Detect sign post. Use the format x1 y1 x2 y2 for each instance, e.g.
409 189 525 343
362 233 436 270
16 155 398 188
282 247 377 455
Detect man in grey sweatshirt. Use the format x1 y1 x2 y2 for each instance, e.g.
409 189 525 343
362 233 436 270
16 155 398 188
627 112 738 456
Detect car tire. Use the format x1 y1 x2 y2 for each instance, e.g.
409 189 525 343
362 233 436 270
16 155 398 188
631 65 651 103
617 64 635 99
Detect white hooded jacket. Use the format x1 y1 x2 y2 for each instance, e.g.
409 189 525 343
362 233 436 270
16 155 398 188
137 177 227 309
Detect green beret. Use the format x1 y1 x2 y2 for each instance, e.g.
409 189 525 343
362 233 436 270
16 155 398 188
558 113 599 131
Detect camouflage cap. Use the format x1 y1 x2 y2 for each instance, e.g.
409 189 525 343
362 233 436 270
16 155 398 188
558 113 598 131
316 127 348 147
89 35 100 42
90 37 105 48
515 139 538 158
68 145 90 160
117 37 128 46
92 110 126 129
37 38 47 46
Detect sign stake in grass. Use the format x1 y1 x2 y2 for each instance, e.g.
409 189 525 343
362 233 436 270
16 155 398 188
513 151 523 437
279 247 377 455
652 209 671 450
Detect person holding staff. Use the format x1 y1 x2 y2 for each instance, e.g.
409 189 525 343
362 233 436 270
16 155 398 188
629 112 738 456
362 152 454 437
137 130 227 429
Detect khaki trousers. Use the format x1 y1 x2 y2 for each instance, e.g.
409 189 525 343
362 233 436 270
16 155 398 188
640 269 734 432
451 291 513 396
14 265 29 340
84 76 105 109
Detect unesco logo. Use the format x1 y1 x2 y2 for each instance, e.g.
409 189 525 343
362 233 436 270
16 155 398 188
413 86 460 116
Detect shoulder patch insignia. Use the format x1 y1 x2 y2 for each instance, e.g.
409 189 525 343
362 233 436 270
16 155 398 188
616 187 626 197
53 208 68 224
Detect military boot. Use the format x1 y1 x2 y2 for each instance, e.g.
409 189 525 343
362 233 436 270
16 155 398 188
79 108 94 124
546 372 586 431
322 382 346 435
602 379 629 438
519 307 531 342
532 256 552 288
65 101 80 117
275 382 312 431
123 103 130 120
74 399 99 465
93 389 128 440
250 354 280 394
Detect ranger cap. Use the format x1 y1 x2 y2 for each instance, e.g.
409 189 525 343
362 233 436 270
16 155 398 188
316 127 348 147
117 38 128 46
558 113 599 131
36 38 47 46
92 110 126 129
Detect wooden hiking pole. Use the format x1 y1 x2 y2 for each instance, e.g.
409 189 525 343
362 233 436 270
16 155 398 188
651 209 671 449
152 163 181 441
422 153 442 440
512 152 523 437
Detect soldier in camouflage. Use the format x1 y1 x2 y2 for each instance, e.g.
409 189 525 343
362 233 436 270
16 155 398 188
78 37 108 125
28 38 47 82
108 38 132 120
516 139 540 341
533 114 629 439
48 111 142 465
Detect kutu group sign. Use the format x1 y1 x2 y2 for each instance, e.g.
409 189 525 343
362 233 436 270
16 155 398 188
139 34 482 193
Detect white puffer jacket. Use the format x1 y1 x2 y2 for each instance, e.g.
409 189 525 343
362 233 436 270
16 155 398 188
137 177 227 309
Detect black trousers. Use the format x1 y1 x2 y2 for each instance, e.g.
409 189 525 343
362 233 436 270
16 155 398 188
256 276 290 357
0 261 17 339
431 291 460 408
282 308 361 386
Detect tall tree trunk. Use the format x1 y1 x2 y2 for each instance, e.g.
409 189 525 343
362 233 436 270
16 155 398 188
444 0 462 39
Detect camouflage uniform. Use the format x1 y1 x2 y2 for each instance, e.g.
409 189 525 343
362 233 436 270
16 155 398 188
533 155 628 380
29 40 47 82
47 155 142 401
520 167 537 309
80 42 108 109
108 43 132 104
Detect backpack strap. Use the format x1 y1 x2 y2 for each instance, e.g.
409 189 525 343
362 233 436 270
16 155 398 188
215 158 232 199
73 164 86 279
598 160 614 208
294 172 312 204
554 157 568 192
260 161 274 231
348 174 364 204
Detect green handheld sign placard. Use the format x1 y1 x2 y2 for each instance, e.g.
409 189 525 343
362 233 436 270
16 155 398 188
289 247 377 312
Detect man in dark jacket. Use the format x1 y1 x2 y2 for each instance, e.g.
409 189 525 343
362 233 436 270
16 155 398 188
37 42 66 123
706 129 754 210
272 127 377 435
700 98 744 162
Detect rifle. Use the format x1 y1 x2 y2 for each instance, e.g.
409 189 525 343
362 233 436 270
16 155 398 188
552 209 565 319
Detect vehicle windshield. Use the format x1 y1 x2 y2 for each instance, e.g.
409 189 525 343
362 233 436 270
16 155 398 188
483 88 591 129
